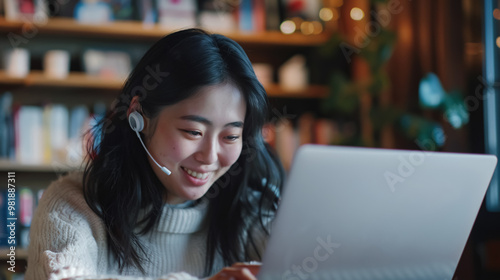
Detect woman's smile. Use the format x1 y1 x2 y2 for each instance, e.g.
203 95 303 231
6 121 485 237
181 166 212 186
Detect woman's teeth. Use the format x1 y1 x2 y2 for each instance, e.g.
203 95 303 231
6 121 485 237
183 167 209 179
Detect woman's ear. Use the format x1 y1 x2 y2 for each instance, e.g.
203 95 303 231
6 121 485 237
127 96 142 116
127 96 149 131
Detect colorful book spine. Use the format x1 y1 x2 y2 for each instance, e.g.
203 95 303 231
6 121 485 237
0 189 19 248
253 0 266 32
0 97 99 166
15 106 43 164
239 0 254 31
19 188 33 248
264 0 282 30
0 92 13 158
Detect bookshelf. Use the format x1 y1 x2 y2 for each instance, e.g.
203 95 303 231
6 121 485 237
0 159 81 172
0 15 334 267
0 17 332 46
0 70 125 90
0 16 331 174
0 16 334 165
0 71 328 98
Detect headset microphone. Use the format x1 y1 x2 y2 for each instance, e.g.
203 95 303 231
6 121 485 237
128 111 172 175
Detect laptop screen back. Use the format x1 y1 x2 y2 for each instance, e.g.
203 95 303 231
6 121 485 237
259 145 497 280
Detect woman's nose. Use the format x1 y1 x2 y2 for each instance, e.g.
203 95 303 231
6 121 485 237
195 137 218 164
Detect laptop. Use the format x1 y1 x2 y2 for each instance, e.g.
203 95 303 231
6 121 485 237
258 144 497 280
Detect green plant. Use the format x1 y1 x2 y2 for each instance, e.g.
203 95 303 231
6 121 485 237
320 2 468 150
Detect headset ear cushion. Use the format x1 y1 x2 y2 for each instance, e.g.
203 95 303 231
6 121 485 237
128 111 144 132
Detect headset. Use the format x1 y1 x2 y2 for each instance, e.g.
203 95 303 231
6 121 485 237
128 111 172 175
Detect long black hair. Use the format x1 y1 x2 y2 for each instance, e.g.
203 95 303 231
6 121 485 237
83 28 284 275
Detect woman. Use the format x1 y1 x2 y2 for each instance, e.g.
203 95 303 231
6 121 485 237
26 28 284 280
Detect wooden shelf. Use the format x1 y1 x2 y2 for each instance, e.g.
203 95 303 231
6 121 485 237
0 17 332 47
0 159 82 172
0 248 28 259
0 70 124 90
0 71 328 98
265 84 328 98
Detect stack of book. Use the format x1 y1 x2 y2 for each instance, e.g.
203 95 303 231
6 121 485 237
0 92 100 168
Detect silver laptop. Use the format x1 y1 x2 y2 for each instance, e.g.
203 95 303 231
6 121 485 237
258 144 497 280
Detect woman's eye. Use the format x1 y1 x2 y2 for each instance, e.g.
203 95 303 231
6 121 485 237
225 135 240 141
181 130 202 137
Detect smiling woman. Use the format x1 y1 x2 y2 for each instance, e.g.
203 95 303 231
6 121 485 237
134 83 247 204
25 29 284 280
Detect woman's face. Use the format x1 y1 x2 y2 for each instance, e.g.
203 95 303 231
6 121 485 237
145 83 246 204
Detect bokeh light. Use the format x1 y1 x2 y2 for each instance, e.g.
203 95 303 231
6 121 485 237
280 20 296 34
319 8 334 21
311 21 323 34
300 21 315 35
494 8 500 20
350 7 364 21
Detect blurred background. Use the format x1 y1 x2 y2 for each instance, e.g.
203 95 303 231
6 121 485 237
0 0 499 279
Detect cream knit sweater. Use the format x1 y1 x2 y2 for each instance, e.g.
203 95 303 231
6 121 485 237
26 172 263 280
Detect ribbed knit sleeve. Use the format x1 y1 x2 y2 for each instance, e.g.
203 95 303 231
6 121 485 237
26 172 109 280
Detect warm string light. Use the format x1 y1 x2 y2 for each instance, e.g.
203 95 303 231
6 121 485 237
301 21 314 35
280 20 296 34
280 1 342 35
494 8 500 20
319 8 334 21
350 7 364 21
493 8 500 48
311 21 323 34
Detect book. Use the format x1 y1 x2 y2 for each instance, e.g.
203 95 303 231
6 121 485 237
253 0 266 32
74 0 113 24
0 186 42 250
138 0 157 24
69 105 90 140
49 104 69 163
238 0 253 31
0 189 19 247
157 0 197 29
42 104 53 163
198 0 237 32
65 105 90 168
11 104 20 161
15 106 44 164
109 0 135 20
49 0 80 17
19 187 33 248
0 190 7 247
19 188 33 227
264 0 282 30
3 101 95 167
0 92 13 158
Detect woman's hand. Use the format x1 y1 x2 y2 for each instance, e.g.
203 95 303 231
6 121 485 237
51 265 88 280
209 262 261 280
